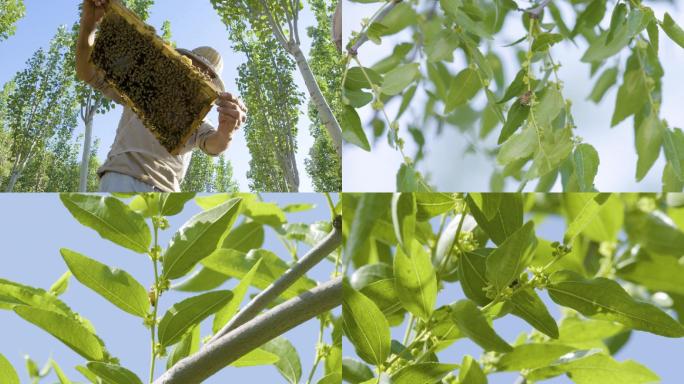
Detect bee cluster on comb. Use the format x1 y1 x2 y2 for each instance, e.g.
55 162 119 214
90 0 218 154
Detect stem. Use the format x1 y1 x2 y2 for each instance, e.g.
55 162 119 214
149 220 160 384
402 314 415 345
304 319 326 384
324 192 336 221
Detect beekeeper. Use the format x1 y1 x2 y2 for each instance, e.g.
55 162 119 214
75 0 247 192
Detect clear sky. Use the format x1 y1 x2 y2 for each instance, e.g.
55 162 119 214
0 193 339 383
343 212 684 383
342 1 684 192
0 0 321 191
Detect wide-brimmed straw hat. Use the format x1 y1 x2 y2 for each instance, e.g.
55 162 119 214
176 46 225 92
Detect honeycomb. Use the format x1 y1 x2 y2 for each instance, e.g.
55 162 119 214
90 0 218 154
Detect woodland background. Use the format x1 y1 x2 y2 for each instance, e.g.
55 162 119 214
0 0 341 192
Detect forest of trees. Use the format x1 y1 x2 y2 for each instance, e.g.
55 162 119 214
0 0 341 192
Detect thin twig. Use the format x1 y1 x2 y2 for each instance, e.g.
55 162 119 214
348 0 402 56
153 277 342 384
526 0 552 17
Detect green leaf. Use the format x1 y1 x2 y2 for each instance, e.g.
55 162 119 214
509 288 559 339
160 193 195 216
617 251 684 296
166 325 199 370
498 70 526 104
497 100 529 144
485 221 537 292
14 306 105 361
49 271 72 296
172 267 230 292
342 105 370 151
241 200 287 228
466 193 523 245
533 87 564 127
213 259 262 333
163 198 242 280
563 193 612 244
315 373 341 384
51 360 72 384
459 249 492 306
391 362 459 384
663 127 684 182
86 362 142 384
415 193 455 220
60 194 151 254
342 280 391 366
573 143 600 191
444 68 482 113
396 164 431 192
382 63 420 96
588 67 618 103
625 209 684 256
532 33 563 51
261 337 301 384
231 348 280 367
61 248 149 318
435 214 477 280
611 70 648 126
394 241 437 321
345 67 383 90
391 193 416 252
0 353 19 384
497 343 575 371
564 193 623 242
458 355 486 384
661 13 684 49
528 352 659 384
158 290 233 347
635 112 663 181
548 270 684 337
450 299 512 352
203 249 316 299
346 194 391 265
342 358 374 384
582 9 650 62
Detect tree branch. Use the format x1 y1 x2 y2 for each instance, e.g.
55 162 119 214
348 0 402 56
153 277 342 384
208 215 342 343
526 0 552 17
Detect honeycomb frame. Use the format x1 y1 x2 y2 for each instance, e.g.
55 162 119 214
90 0 219 155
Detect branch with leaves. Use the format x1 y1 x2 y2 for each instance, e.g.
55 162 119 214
343 192 684 383
343 0 684 192
0 193 342 384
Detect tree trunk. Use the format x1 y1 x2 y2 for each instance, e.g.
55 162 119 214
78 108 95 192
288 44 342 157
5 169 20 192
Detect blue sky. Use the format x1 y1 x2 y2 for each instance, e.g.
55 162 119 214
0 193 339 383
0 0 321 191
343 211 684 383
342 1 684 192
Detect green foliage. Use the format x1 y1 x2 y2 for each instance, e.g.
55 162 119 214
0 193 340 383
344 0 684 191
343 192 684 383
0 0 25 42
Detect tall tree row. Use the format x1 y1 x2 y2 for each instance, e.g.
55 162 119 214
304 0 342 191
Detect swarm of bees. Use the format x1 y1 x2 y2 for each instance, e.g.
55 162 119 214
90 0 218 154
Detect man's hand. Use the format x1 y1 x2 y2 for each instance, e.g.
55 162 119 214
76 0 109 84
204 92 248 155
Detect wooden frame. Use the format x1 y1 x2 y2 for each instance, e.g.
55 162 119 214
90 0 219 155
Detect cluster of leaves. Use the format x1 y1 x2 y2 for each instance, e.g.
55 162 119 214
343 0 684 192
0 25 102 192
0 0 25 42
0 192 342 383
342 192 684 383
181 151 240 192
211 0 343 192
305 0 343 192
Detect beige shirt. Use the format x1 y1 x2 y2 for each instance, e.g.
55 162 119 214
91 73 218 192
